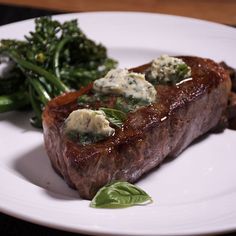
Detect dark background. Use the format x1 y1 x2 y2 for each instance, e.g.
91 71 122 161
0 4 61 26
0 3 235 236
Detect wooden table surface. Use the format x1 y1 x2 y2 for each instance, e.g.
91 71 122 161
0 0 236 25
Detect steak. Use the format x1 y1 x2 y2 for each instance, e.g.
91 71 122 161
43 56 231 199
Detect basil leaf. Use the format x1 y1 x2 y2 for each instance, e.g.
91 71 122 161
169 63 191 84
66 130 105 145
78 132 105 145
115 96 149 113
176 63 190 78
90 181 152 208
99 107 126 128
77 94 91 105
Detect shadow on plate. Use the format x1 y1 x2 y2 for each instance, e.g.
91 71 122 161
12 143 80 200
0 110 41 133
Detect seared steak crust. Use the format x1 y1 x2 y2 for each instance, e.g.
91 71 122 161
43 56 231 199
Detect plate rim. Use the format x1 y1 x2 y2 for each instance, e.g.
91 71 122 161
0 11 236 236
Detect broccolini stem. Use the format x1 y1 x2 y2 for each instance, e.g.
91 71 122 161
54 37 71 79
4 50 70 93
0 91 29 112
29 78 51 105
28 84 42 125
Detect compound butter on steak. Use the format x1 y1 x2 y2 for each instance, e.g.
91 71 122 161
43 55 231 199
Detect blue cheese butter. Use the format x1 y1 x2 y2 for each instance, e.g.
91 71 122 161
93 68 156 103
148 55 191 83
65 108 114 137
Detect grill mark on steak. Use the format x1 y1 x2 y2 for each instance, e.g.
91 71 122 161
43 56 232 199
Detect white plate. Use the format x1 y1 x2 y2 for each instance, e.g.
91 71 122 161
0 12 236 236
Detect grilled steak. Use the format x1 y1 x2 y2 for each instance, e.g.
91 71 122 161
43 56 231 199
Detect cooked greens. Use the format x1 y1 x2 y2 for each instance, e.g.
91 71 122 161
0 16 117 127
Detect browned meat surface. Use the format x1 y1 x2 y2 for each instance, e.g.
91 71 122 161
220 61 236 129
43 56 231 199
220 61 236 92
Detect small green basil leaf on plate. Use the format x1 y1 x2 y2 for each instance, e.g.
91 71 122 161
90 181 152 208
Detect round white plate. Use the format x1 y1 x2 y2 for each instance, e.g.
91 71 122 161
0 12 236 236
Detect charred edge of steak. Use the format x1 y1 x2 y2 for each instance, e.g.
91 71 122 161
219 61 236 129
220 61 236 92
43 56 232 199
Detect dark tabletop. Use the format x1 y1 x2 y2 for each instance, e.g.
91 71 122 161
0 3 235 236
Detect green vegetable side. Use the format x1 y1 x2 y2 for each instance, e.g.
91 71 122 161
0 16 117 127
90 181 153 208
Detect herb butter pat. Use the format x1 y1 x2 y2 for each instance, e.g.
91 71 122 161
93 68 156 103
147 55 191 84
65 108 114 137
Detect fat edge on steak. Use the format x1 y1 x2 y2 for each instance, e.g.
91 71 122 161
43 56 231 199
